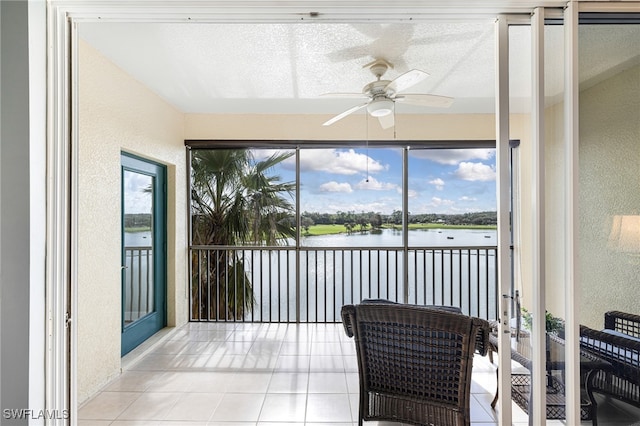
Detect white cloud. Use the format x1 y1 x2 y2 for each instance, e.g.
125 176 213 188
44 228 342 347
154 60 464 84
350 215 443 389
459 195 478 202
250 148 296 167
355 176 398 191
454 162 496 181
320 200 399 215
429 178 445 190
299 149 386 175
319 181 353 193
429 197 456 207
123 172 153 213
410 149 495 165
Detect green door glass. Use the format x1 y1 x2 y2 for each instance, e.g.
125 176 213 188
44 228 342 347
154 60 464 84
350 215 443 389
121 153 166 356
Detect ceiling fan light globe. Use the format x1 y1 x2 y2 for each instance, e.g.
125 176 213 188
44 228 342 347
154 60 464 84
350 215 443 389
367 98 394 117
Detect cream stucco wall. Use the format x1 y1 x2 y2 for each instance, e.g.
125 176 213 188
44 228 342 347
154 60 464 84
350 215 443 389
579 63 640 328
77 40 188 403
185 113 498 141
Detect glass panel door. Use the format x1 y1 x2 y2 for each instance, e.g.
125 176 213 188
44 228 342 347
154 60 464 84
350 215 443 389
578 12 640 424
121 153 166 356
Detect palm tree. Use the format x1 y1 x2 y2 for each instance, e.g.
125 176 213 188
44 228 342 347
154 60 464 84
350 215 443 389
190 149 295 320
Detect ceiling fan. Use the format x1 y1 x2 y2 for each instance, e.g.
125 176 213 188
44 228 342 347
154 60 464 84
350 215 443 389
322 59 454 129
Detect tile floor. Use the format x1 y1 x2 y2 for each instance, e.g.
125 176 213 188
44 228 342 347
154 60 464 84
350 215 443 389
78 322 640 426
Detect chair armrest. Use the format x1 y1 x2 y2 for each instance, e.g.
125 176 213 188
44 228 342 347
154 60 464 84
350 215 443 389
580 324 640 382
580 324 640 352
473 318 491 357
604 311 640 339
341 304 356 338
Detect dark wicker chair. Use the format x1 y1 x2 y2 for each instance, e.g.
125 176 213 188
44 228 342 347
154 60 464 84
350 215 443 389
341 302 490 426
579 311 640 409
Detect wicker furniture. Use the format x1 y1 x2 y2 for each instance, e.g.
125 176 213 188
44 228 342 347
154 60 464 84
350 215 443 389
341 301 490 426
580 311 640 410
489 329 611 426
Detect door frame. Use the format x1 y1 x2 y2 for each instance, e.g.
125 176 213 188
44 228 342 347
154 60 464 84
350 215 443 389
120 152 167 356
45 1 640 424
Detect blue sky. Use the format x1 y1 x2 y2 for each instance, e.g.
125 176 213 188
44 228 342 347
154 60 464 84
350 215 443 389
256 147 496 215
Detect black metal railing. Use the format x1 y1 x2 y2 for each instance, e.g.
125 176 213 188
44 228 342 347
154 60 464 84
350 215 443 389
190 245 498 323
123 246 154 323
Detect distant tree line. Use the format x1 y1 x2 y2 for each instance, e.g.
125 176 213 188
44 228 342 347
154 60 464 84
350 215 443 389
299 210 496 229
124 213 152 229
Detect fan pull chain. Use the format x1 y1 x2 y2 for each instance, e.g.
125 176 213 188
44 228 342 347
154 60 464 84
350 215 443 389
365 112 369 182
393 103 397 140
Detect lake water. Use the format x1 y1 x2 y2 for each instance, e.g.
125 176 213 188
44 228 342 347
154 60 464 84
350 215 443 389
300 228 496 247
125 227 496 248
125 231 153 247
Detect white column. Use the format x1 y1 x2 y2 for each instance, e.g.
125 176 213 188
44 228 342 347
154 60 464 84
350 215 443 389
530 7 547 426
563 2 580 424
46 2 73 424
495 15 513 426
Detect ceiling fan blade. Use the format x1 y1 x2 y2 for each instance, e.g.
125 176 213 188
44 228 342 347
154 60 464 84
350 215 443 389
377 113 394 130
385 69 429 94
322 103 369 126
320 92 368 99
395 94 454 108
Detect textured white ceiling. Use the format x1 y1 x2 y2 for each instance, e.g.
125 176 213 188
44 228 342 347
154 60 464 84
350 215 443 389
78 21 639 115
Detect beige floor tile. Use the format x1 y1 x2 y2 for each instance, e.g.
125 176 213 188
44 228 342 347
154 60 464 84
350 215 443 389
267 372 309 394
163 392 223 421
274 355 310 372
279 341 312 355
78 391 141 420
77 421 112 426
207 423 255 426
258 393 307 422
76 322 639 426
308 355 345 372
225 372 273 393
116 392 181 420
112 422 209 425
305 394 353 422
209 393 266 422
307 372 348 393
102 371 162 392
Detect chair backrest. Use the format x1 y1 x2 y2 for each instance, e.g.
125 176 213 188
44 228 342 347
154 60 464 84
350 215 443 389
341 302 489 426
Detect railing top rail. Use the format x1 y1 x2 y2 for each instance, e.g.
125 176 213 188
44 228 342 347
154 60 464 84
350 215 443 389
190 245 497 251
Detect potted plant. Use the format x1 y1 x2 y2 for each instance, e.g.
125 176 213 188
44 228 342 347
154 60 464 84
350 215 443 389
521 308 565 337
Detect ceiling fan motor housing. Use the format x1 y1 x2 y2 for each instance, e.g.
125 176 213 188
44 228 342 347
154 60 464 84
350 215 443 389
363 80 395 97
367 97 394 117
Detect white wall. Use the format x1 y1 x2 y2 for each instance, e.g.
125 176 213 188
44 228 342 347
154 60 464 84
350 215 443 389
77 40 188 403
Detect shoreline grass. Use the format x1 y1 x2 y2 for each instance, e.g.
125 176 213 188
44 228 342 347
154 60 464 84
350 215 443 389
124 227 151 233
302 223 496 237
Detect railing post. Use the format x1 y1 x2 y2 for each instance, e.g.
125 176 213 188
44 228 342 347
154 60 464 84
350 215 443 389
402 147 409 304
295 147 301 323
